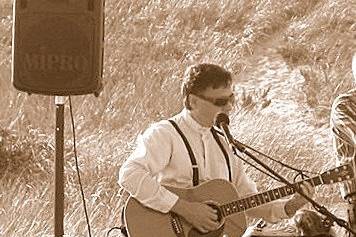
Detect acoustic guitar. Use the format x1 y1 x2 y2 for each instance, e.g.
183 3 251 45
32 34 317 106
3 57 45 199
124 164 354 237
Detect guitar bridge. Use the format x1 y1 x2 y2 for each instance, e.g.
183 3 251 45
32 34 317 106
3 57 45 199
169 212 185 236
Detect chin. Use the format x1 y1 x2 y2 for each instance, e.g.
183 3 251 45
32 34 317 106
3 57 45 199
203 121 214 128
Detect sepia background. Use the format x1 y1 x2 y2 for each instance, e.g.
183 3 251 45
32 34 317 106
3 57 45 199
0 0 355 236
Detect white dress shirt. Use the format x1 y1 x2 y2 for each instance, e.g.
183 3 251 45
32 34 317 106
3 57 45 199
118 109 289 223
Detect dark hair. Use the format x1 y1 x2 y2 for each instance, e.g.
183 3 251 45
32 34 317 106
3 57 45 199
181 63 232 109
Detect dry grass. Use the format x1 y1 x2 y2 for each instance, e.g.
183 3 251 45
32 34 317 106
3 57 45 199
0 0 355 236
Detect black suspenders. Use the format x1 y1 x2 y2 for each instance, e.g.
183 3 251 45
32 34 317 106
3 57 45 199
211 127 232 182
168 120 232 185
168 120 200 186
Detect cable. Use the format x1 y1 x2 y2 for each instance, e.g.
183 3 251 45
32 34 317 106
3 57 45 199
231 147 284 183
68 96 92 237
238 141 318 183
232 145 317 186
239 141 319 176
215 126 318 179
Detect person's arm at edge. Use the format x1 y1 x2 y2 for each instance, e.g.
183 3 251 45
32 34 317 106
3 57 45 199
118 121 179 213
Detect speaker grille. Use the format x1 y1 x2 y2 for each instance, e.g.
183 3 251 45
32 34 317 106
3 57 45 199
12 0 104 95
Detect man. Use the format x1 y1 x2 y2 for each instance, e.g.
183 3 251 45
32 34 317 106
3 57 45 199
118 63 313 236
330 53 356 236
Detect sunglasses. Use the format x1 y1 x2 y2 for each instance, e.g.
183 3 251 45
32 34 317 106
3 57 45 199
194 93 235 107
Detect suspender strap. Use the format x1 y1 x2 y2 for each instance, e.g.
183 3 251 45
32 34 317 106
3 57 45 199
211 127 232 182
168 120 199 186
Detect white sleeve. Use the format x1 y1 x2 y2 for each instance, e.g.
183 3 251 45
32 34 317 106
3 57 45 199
118 122 179 213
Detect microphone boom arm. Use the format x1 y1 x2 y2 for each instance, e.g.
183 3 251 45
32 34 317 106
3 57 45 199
228 134 355 235
215 112 354 234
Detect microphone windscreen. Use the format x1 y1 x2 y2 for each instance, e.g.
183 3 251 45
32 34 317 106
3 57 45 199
215 113 230 127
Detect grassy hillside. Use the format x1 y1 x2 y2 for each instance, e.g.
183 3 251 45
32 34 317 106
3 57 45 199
0 0 355 236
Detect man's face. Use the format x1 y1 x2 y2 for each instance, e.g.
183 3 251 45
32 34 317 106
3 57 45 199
190 85 235 127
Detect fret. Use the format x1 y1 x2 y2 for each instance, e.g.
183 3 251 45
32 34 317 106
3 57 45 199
285 186 294 195
250 196 257 207
253 194 261 206
249 196 257 207
245 197 252 209
267 190 275 200
221 204 228 217
242 198 250 209
231 202 238 214
246 197 252 208
248 197 254 208
229 202 234 214
256 195 261 205
274 188 281 199
263 191 270 202
257 193 265 205
258 193 266 204
230 201 236 213
238 199 245 211
225 204 231 215
225 203 232 216
236 201 243 212
255 194 262 206
227 203 233 215
279 187 287 197
224 204 230 216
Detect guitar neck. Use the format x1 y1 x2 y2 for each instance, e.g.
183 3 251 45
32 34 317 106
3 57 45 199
219 175 323 218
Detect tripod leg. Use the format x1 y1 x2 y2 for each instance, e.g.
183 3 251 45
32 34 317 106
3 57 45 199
347 199 356 237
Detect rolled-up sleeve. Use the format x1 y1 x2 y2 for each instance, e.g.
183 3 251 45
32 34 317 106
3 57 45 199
118 122 179 213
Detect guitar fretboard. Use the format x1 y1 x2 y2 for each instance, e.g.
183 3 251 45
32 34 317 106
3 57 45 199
219 175 324 217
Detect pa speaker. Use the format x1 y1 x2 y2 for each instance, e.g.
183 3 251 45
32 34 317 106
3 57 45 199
12 0 104 96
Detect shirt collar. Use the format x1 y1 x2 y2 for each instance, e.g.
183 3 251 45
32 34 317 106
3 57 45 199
182 108 211 134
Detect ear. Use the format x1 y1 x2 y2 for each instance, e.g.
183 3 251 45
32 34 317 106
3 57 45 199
184 94 192 110
188 94 199 110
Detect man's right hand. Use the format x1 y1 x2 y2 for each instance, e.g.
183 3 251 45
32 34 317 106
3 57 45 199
171 198 220 233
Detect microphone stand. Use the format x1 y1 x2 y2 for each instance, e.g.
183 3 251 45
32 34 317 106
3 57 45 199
230 138 356 235
55 96 65 237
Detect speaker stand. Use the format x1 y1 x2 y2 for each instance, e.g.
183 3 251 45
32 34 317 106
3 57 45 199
55 96 65 237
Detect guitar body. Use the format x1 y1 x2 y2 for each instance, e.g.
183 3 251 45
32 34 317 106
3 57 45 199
123 164 354 237
124 179 247 237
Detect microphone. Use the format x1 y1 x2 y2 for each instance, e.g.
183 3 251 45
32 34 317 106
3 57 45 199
215 113 233 142
215 113 245 152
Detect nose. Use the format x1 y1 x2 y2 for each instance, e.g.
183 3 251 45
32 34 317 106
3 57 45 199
225 96 236 111
221 102 233 114
227 102 233 111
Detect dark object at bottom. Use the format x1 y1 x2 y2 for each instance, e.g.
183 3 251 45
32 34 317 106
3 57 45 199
293 209 334 237
347 201 356 237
